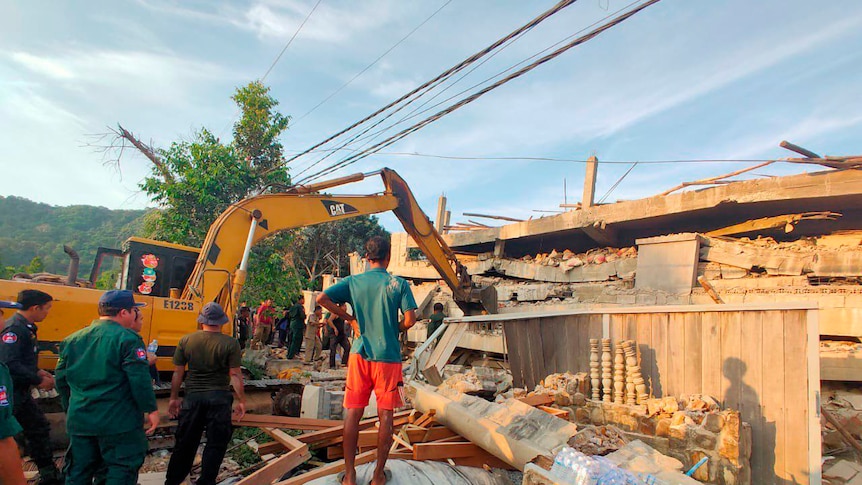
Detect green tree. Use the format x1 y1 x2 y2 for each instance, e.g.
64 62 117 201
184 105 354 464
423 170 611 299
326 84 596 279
25 256 44 274
140 81 291 247
288 216 389 290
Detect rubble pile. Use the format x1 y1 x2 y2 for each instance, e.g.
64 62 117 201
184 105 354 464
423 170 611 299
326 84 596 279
521 247 637 270
567 425 629 456
822 383 862 456
564 394 749 484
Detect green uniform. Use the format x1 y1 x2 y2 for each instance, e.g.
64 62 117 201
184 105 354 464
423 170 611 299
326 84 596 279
0 363 22 439
427 312 445 340
172 331 242 394
56 319 158 485
323 267 417 363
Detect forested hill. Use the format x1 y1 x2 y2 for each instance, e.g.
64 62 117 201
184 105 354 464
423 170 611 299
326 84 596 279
0 196 148 277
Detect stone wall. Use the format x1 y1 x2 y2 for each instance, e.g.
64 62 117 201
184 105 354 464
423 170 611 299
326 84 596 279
568 396 751 485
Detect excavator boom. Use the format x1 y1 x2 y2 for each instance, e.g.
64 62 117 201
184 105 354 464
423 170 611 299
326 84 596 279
182 168 496 318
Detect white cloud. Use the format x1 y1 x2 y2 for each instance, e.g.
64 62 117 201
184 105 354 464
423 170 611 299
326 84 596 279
239 0 395 43
10 52 75 79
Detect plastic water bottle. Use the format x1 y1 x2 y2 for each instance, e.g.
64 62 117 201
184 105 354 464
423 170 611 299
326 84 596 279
148 339 158 354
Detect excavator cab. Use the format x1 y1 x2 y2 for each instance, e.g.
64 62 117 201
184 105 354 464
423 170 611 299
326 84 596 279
90 237 199 298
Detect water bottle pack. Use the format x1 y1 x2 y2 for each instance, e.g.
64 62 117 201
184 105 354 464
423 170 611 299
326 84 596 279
549 446 660 485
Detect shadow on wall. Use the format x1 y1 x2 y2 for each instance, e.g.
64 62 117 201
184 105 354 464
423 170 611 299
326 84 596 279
723 357 779 484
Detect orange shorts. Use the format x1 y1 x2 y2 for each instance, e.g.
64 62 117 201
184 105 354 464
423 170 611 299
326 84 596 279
344 353 403 410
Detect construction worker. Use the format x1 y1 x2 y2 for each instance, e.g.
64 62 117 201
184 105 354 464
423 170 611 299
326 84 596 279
317 236 417 485
55 290 159 485
0 289 61 484
166 302 245 485
286 295 306 359
0 300 26 485
303 305 324 363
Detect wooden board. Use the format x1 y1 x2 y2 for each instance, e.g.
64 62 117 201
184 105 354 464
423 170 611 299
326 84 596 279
233 415 341 430
274 450 377 485
238 446 310 485
413 441 480 460
423 323 469 385
498 305 819 484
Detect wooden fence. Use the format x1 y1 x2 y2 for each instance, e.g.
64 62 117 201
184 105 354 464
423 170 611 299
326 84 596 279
449 303 821 485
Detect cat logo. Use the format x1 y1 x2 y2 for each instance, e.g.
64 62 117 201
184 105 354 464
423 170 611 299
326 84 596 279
322 200 359 217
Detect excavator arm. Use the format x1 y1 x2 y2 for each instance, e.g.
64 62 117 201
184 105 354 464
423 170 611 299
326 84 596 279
182 168 496 319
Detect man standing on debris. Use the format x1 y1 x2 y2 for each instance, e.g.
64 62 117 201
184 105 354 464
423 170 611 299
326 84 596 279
0 289 62 484
327 303 351 370
286 294 306 359
165 302 245 485
236 304 251 349
253 299 275 348
0 300 27 485
55 290 159 485
318 236 417 485
303 305 324 363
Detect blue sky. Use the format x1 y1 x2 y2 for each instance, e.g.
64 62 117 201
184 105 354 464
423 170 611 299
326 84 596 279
1 0 861 232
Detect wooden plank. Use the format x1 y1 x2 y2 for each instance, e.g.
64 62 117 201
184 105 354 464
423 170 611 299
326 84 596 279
700 312 722 400
666 313 686 397
624 313 637 341
719 312 742 411
575 315 591 375
760 310 785 484
237 445 310 485
636 314 653 389
540 316 562 376
538 405 570 420
739 310 763 482
517 393 554 407
783 310 809 484
807 308 822 485
503 321 527 388
413 442 480 460
275 450 377 485
423 323 469 385
683 312 702 396
651 313 669 398
295 411 411 449
355 426 456 448
523 318 546 389
233 415 342 430
265 429 305 451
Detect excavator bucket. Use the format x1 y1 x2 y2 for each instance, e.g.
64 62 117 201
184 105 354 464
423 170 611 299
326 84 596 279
458 285 498 315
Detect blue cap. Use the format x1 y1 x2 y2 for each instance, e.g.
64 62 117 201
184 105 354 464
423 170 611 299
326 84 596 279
0 301 21 309
99 290 146 309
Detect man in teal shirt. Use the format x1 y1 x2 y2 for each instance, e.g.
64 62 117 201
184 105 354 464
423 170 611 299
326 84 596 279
56 290 159 485
318 236 417 485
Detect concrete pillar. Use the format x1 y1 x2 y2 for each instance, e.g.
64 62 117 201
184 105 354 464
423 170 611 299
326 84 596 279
583 155 598 208
435 194 447 232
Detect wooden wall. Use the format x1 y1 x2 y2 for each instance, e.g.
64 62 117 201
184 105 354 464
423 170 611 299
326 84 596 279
471 304 820 485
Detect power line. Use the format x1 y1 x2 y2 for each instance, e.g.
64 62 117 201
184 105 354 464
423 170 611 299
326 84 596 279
217 0 323 140
312 0 646 165
298 0 663 184
281 0 580 179
291 0 453 126
262 0 324 81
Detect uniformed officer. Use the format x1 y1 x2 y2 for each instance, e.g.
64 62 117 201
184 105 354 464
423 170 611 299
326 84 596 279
55 290 159 485
0 289 61 484
0 300 27 485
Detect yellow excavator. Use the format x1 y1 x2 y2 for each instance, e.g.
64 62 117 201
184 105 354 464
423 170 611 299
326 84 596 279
0 168 496 371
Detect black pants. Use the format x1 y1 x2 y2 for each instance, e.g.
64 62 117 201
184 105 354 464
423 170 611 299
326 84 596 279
13 389 55 469
165 391 234 485
329 333 350 368
277 326 288 348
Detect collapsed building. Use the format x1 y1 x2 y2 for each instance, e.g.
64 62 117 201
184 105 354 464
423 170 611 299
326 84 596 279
364 154 862 484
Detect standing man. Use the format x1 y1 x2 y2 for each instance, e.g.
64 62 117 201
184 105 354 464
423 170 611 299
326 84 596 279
303 306 324 363
236 305 251 349
275 308 290 349
0 289 61 484
317 236 417 485
253 300 274 348
55 290 159 485
286 295 306 360
0 301 26 485
327 303 351 370
165 302 245 485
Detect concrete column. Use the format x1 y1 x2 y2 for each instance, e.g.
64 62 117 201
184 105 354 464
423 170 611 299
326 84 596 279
435 194 447 232
582 155 598 208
